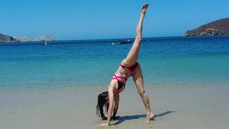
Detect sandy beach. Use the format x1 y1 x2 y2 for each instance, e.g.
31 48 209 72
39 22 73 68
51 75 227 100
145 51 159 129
1 83 229 129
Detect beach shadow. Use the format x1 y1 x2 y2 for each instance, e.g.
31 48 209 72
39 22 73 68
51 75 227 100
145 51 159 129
154 111 176 119
112 111 176 125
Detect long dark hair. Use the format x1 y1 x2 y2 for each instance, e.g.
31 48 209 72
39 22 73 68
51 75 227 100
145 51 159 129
96 91 109 120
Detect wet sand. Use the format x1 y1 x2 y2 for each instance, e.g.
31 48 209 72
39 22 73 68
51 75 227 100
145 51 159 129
0 83 229 129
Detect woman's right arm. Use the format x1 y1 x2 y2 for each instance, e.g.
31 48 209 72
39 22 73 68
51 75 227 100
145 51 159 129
100 87 114 126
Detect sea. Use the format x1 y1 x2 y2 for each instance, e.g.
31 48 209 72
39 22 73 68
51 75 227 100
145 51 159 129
0 36 229 89
1 36 229 129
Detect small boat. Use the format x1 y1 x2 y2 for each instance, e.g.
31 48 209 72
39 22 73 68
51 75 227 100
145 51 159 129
119 40 132 44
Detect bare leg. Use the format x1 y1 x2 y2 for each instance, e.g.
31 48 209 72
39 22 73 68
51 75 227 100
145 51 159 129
122 3 149 66
133 64 154 121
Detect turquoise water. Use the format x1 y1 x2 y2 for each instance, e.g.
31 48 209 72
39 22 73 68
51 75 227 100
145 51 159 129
0 36 229 88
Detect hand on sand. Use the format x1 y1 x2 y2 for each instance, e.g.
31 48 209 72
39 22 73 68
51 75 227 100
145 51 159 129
99 123 109 126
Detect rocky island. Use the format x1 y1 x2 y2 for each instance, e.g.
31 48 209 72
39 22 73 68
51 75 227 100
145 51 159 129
184 18 229 36
0 33 19 42
0 33 56 43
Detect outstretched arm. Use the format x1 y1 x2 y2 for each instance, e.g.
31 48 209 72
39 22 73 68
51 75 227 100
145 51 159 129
122 3 149 66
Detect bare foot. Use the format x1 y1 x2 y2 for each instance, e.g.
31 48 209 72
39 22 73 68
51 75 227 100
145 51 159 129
141 3 149 16
146 112 154 122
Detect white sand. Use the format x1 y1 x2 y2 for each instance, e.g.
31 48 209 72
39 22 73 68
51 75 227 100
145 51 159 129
0 83 229 129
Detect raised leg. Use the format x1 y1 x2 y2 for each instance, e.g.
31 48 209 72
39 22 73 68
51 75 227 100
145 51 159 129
122 3 149 66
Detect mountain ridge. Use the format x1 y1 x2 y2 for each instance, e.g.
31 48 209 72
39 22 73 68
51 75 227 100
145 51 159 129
0 33 19 42
184 18 229 36
0 33 56 43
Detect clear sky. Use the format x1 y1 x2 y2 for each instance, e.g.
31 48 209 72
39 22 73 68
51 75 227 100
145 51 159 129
1 0 228 40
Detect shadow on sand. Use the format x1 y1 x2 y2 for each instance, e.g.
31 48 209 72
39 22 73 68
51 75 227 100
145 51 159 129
112 111 176 125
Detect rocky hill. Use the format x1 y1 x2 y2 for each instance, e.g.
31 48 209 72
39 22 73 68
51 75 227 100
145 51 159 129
13 35 57 42
0 33 56 43
0 33 19 42
184 18 229 36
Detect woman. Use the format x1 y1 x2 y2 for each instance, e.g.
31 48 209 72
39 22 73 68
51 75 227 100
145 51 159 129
98 3 154 126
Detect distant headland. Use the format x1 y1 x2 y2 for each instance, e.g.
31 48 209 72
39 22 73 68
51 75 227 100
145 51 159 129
0 33 19 42
0 33 56 43
184 18 229 36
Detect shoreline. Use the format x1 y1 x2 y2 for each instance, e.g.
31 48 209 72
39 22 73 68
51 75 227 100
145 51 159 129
1 83 229 129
